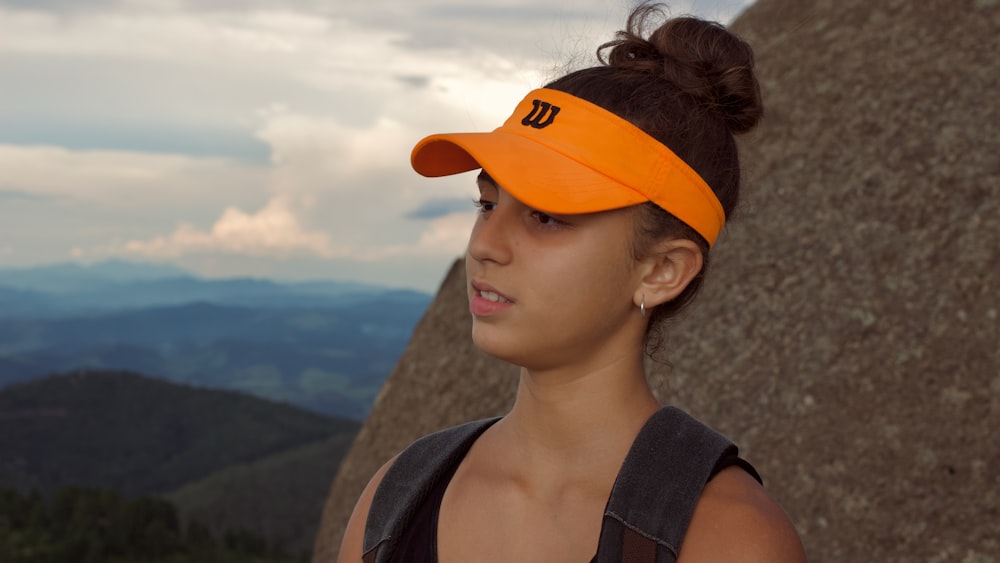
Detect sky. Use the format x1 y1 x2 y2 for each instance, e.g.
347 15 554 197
0 0 755 292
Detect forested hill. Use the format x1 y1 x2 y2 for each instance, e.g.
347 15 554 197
0 370 361 555
0 370 359 496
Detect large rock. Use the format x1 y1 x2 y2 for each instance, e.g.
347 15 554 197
314 0 999 560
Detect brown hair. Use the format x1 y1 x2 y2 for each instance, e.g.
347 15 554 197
544 3 763 347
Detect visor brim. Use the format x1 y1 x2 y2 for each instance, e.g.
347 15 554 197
411 131 646 215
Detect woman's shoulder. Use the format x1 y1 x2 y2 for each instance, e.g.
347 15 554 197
679 466 807 563
335 418 501 562
336 454 398 563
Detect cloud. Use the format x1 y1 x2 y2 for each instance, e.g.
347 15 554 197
0 6 416 159
0 189 46 200
349 210 475 261
404 197 474 220
0 0 118 11
414 212 476 255
122 197 475 265
395 74 431 89
0 144 266 210
124 197 345 259
254 107 415 181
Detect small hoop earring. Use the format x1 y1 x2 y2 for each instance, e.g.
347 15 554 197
640 296 646 319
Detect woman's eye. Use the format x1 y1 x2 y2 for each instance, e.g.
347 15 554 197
473 198 496 212
531 211 561 225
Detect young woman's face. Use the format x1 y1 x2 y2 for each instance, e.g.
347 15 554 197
465 173 646 372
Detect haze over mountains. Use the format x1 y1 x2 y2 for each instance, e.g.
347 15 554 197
0 260 432 419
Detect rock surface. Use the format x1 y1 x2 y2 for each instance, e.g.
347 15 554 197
314 0 1000 561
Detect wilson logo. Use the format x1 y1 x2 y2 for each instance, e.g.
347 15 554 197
521 100 561 129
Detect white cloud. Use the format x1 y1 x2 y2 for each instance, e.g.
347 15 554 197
122 198 476 263
415 212 477 255
0 142 269 270
0 143 266 211
254 106 414 182
1 8 337 63
124 196 345 258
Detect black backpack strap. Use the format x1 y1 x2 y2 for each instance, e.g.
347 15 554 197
595 407 758 563
362 417 501 563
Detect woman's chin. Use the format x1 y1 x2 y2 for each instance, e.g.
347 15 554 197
471 327 520 364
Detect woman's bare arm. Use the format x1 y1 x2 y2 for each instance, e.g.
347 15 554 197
678 467 807 563
336 456 397 563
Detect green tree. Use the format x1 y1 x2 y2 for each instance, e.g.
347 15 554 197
0 486 301 563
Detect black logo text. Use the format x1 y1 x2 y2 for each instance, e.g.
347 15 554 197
521 100 561 129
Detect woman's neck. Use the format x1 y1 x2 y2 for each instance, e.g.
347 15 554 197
490 352 660 492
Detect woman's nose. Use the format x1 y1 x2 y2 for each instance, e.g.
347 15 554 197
467 205 514 265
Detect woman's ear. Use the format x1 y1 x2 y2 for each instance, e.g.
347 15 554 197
633 239 703 309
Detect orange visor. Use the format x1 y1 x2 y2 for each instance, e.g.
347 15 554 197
411 88 725 247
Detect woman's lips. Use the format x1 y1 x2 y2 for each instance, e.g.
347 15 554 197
469 281 513 316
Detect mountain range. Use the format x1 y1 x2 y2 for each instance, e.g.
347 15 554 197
0 260 432 419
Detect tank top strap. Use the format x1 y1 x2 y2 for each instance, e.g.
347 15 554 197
362 417 501 563
594 406 759 563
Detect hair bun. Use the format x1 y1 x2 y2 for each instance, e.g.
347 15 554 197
600 7 762 134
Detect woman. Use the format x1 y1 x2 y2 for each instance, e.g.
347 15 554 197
339 4 807 562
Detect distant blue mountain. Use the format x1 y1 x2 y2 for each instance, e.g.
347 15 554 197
0 261 425 317
0 286 55 316
0 261 433 418
0 260 190 292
